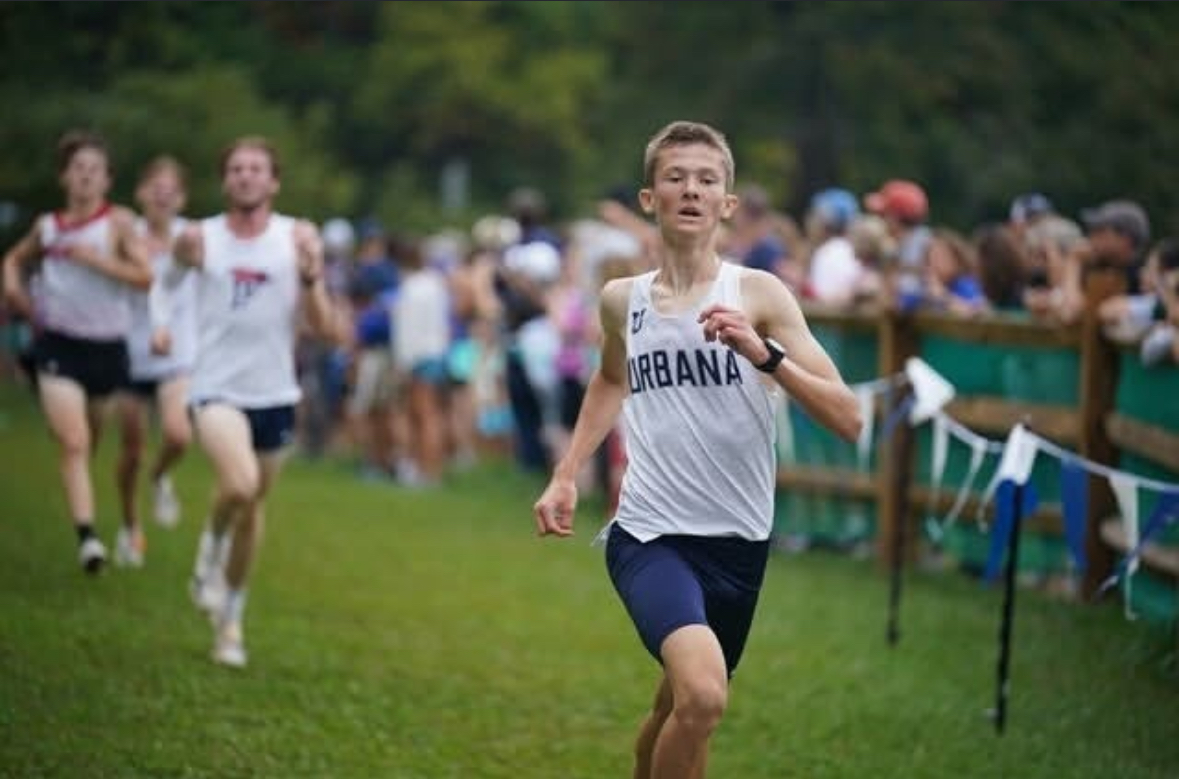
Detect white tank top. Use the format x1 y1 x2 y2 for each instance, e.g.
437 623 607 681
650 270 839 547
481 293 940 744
188 213 302 409
37 204 131 340
127 217 196 380
613 261 779 542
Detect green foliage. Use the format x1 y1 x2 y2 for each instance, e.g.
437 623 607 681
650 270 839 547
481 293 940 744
102 68 359 218
353 2 608 223
1 2 1179 235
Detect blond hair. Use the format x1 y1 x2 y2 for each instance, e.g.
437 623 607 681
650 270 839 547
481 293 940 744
643 121 734 191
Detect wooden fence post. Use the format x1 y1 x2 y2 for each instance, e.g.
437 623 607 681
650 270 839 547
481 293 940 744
1078 268 1126 598
876 310 918 568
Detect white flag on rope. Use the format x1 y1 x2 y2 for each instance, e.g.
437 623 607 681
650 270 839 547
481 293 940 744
1109 473 1141 619
905 357 955 425
979 424 1039 520
855 384 877 472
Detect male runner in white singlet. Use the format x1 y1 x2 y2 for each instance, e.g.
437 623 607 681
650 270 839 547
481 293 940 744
2 130 153 574
167 136 336 668
114 156 195 568
533 121 862 778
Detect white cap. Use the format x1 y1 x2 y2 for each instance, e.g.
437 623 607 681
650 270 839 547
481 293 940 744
322 218 356 255
505 241 561 284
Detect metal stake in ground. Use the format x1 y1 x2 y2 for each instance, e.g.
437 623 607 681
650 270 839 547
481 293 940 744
882 389 915 648
994 480 1025 735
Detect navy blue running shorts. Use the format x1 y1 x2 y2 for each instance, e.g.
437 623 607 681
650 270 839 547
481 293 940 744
191 401 296 454
242 405 296 453
605 522 770 677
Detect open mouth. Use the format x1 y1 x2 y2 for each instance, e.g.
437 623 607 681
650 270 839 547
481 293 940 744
677 206 703 218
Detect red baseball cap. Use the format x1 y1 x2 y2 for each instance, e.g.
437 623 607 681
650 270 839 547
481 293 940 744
865 180 928 223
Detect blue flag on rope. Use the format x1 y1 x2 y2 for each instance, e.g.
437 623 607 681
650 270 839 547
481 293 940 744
983 478 1040 584
880 393 916 442
1099 491 1179 595
1060 459 1089 575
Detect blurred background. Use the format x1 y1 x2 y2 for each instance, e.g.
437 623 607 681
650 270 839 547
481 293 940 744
3 6 1179 776
1 1 1177 239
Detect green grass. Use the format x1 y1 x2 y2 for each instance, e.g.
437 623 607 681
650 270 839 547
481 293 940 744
1 384 1176 778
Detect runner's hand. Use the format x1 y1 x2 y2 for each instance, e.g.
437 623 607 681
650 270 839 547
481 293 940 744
534 477 577 538
150 326 172 356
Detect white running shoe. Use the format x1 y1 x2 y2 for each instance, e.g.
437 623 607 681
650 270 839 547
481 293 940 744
113 526 146 568
153 475 181 528
211 619 247 669
189 529 229 616
78 537 107 574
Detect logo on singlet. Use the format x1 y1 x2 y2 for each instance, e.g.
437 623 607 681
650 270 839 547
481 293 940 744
631 308 646 335
627 348 742 395
230 268 270 310
44 241 74 262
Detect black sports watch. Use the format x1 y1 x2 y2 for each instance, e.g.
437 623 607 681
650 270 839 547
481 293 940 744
755 336 786 373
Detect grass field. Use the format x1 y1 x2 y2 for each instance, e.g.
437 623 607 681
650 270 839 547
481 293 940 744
1 384 1177 778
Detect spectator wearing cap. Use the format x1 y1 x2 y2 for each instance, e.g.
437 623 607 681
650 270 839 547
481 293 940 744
804 188 864 305
348 220 400 299
865 179 930 263
1022 215 1087 324
298 218 358 457
1008 192 1055 244
321 217 357 299
495 240 563 472
1080 199 1151 294
337 223 402 474
508 186 561 249
864 179 931 311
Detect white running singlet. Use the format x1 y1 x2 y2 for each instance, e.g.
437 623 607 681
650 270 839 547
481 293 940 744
188 213 302 409
37 204 131 340
613 261 780 542
127 217 195 380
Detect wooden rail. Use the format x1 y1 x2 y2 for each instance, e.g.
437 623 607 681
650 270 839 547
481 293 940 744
786 267 1178 602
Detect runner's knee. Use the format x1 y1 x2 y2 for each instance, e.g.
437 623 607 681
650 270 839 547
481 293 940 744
672 676 727 736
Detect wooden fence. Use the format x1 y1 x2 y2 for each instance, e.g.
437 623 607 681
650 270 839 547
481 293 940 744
782 269 1179 606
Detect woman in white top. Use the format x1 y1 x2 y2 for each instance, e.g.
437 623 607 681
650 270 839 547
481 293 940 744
113 156 196 568
170 136 337 668
1 129 152 574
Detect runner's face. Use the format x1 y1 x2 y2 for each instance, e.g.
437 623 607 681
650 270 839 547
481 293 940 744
60 147 110 203
137 169 186 221
641 144 736 236
222 146 278 211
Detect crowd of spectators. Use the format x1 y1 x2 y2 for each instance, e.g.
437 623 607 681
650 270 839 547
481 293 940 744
3 179 1174 507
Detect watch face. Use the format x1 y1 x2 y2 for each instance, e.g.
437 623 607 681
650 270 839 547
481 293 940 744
758 336 786 372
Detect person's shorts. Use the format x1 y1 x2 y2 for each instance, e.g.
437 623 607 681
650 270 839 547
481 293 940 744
191 401 296 454
605 523 770 677
34 330 128 399
348 348 394 415
411 356 450 386
123 370 186 401
447 338 477 385
123 378 159 400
